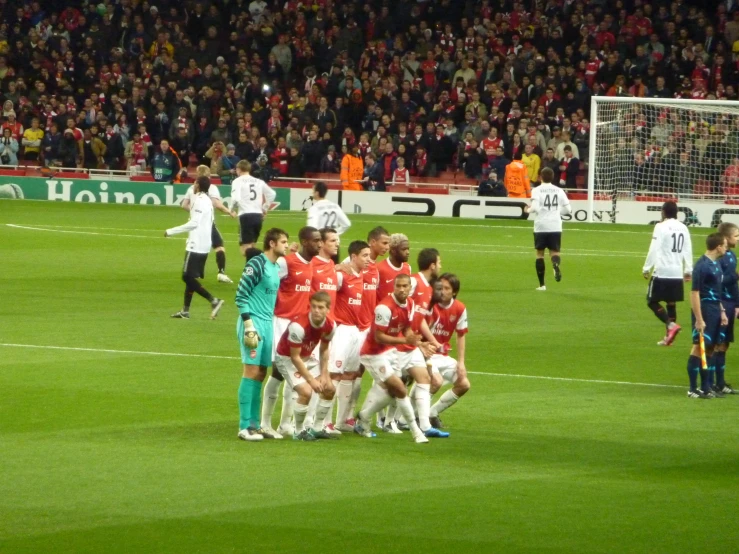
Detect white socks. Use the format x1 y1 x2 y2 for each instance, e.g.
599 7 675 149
322 379 340 427
279 384 296 428
293 403 308 433
396 396 423 438
412 383 432 431
336 380 354 424
359 383 392 423
430 390 459 417
348 377 362 418
304 392 320 430
313 399 333 432
260 376 281 429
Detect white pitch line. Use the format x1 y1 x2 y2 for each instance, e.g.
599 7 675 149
6 224 160 240
0 343 683 389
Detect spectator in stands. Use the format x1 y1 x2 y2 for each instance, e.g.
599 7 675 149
541 148 560 177
320 145 340 173
301 130 325 174
462 139 485 180
81 128 106 170
392 156 410 187
559 145 581 189
0 127 19 167
632 152 651 192
489 146 510 182
21 118 43 161
252 153 276 182
59 130 80 169
522 144 542 185
103 123 125 170
361 152 385 192
42 123 62 166
220 144 240 184
555 131 580 161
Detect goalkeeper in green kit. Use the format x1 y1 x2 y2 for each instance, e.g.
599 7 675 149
235 228 289 441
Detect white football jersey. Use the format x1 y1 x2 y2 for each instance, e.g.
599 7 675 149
231 174 276 216
165 192 213 254
529 182 572 233
643 218 693 279
307 199 352 235
184 184 221 221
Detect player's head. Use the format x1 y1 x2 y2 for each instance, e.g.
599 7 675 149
718 222 739 249
417 248 441 278
236 160 251 175
320 227 339 257
438 272 461 301
348 240 371 271
389 233 410 264
312 181 328 200
392 273 412 303
309 291 331 323
662 201 678 220
706 232 727 256
368 226 390 257
195 175 211 194
299 225 322 257
196 164 211 178
540 167 554 184
264 227 289 256
245 247 263 261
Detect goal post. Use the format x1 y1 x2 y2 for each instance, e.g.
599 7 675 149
588 96 739 223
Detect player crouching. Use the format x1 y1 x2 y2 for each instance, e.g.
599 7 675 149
428 274 470 427
274 292 338 440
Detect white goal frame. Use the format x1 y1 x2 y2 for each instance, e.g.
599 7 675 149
588 96 739 222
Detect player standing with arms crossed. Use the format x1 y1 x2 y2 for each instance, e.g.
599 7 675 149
260 226 322 439
307 182 351 262
642 201 693 346
273 292 338 441
712 223 739 394
686 233 728 399
182 165 235 284
428 273 471 428
235 228 289 441
526 167 572 291
165 176 225 319
231 160 277 257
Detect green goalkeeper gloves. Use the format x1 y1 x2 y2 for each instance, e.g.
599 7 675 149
243 319 261 349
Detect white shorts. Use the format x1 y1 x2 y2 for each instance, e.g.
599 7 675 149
430 354 458 384
360 351 398 383
394 347 427 377
272 316 291 361
274 354 319 390
329 324 362 374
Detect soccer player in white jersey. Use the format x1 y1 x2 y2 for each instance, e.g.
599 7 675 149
643 201 693 346
230 160 277 257
307 181 351 248
526 167 572 291
165 176 225 319
182 165 235 284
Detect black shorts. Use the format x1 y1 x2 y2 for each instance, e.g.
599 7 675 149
534 232 561 252
692 304 722 347
720 301 736 344
183 251 208 280
239 213 263 245
646 277 684 303
211 223 224 249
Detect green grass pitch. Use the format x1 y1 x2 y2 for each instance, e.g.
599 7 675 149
1 200 738 553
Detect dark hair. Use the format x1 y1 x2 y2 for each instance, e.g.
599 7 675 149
348 240 370 256
245 247 263 261
718 222 739 237
299 225 319 242
564 145 572 151
320 227 337 240
706 232 726 251
367 226 390 242
310 291 332 306
313 181 328 198
394 273 411 284
195 175 211 193
263 227 288 251
439 272 461 297
540 167 554 183
662 201 678 219
417 248 440 271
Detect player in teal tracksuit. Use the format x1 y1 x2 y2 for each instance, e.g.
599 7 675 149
235 228 289 441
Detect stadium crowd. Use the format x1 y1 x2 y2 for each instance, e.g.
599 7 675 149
0 0 736 194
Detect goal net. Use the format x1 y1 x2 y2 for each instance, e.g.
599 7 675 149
589 97 739 210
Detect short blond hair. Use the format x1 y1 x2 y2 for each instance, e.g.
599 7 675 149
196 165 210 177
389 233 408 249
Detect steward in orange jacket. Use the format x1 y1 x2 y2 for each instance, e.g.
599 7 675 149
340 147 364 190
503 160 531 198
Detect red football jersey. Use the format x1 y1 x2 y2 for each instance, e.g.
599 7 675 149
311 255 338 315
481 137 503 158
274 253 313 319
276 313 336 358
376 259 411 299
396 273 434 353
429 299 468 356
361 295 415 356
357 259 380 331
334 270 363 326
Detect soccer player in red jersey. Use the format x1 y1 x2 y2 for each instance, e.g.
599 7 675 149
326 240 371 433
355 274 435 444
260 226 322 439
274 292 337 441
428 273 470 427
376 233 412 299
310 228 340 314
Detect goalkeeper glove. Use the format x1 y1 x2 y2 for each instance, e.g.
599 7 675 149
243 319 261 349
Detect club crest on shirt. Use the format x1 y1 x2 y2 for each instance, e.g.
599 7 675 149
336 360 342 368
249 350 257 359
245 266 254 276
379 366 386 374
450 315 457 322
